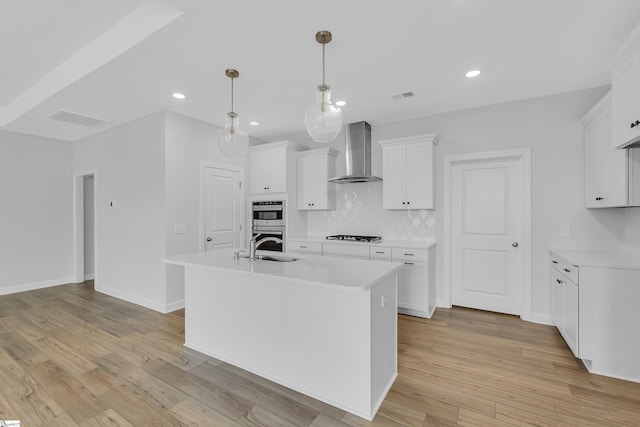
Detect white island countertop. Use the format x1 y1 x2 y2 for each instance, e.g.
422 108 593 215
163 248 403 292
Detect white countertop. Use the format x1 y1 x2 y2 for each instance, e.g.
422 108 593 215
288 236 436 249
550 249 640 270
163 248 403 292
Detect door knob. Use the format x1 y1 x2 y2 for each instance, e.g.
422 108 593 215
206 237 212 242
512 242 519 247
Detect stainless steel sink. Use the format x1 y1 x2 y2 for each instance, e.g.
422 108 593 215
260 255 298 262
235 252 298 262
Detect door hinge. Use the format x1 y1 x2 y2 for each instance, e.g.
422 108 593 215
239 181 243 189
239 224 242 231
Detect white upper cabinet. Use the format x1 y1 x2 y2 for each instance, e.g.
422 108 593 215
297 148 338 210
249 141 305 195
582 92 640 208
611 50 640 149
379 134 440 210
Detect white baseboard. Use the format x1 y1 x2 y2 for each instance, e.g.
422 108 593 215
84 273 95 280
528 312 553 326
165 299 185 313
94 283 165 313
0 276 74 296
94 283 184 314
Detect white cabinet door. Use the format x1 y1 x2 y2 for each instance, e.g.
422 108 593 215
563 278 579 357
601 108 629 206
406 141 434 209
551 267 564 329
380 134 438 210
296 148 337 210
612 50 640 149
297 155 315 209
396 261 428 313
249 145 287 194
583 94 631 208
381 144 407 209
584 117 604 207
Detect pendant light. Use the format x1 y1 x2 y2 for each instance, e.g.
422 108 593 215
217 68 249 158
304 30 343 144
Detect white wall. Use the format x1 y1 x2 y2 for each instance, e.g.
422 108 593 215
73 112 167 311
0 130 73 293
164 111 249 310
83 175 94 279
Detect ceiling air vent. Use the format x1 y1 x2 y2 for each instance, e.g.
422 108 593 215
391 91 415 100
48 110 110 127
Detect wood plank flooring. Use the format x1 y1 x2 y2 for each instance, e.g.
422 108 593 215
0 282 639 426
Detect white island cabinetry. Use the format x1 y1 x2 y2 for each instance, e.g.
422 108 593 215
164 249 401 421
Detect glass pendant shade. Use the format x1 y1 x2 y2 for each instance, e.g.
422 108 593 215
217 112 248 158
304 86 343 143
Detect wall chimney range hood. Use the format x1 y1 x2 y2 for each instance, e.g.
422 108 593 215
329 121 382 183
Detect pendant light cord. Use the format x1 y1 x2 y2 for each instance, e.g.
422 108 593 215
230 76 234 113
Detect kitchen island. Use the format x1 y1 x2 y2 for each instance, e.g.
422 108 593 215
163 249 402 421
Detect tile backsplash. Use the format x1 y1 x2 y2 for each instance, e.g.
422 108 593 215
306 182 436 241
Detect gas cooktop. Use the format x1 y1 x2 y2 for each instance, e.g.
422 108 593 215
325 235 382 243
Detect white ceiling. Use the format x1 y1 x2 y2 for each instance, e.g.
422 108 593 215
2 0 640 142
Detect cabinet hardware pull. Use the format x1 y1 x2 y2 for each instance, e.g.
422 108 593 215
595 197 603 201
375 251 385 254
557 279 563 284
563 268 570 273
300 245 307 248
404 253 414 256
404 262 414 265
552 260 558 264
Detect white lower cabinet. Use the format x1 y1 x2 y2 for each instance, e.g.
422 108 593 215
550 255 579 357
322 243 369 259
287 240 322 254
550 250 640 383
392 247 435 318
287 239 436 318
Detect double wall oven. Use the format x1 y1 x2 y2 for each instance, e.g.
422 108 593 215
251 200 285 252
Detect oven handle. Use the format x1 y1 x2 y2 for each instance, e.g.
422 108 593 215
252 206 284 211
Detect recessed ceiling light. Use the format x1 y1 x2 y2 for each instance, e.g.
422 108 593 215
172 92 186 99
465 70 481 78
250 121 260 126
335 100 346 107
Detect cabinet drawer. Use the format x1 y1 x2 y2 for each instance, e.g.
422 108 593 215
287 241 322 254
323 243 369 259
370 246 392 260
550 254 579 284
392 247 429 262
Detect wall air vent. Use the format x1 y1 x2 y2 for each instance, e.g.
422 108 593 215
391 91 415 100
48 110 110 127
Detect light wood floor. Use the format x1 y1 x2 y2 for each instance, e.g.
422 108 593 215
0 283 639 426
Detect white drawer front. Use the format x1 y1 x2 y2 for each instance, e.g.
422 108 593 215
287 241 322 254
370 246 392 260
392 247 429 262
550 254 579 284
323 243 370 259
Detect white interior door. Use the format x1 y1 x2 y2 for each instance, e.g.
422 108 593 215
204 166 242 252
450 156 524 315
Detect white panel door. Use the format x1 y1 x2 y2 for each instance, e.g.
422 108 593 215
204 167 242 252
451 158 523 315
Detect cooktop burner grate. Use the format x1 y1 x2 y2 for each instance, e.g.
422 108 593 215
325 235 382 242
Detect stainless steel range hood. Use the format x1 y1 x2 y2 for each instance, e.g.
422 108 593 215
328 121 382 183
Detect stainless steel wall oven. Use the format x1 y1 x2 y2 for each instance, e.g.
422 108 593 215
251 200 285 252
